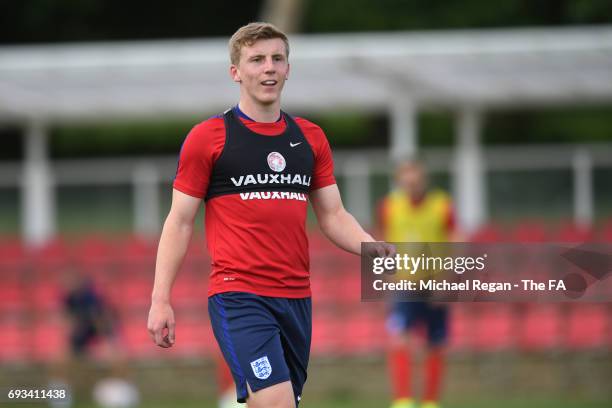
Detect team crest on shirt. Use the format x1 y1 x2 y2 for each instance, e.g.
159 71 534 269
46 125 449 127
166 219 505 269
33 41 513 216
250 356 272 380
267 152 286 172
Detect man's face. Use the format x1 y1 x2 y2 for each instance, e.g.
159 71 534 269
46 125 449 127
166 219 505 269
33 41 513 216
230 38 290 107
396 163 427 198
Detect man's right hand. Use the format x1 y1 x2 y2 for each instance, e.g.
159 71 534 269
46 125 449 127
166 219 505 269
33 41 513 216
147 300 176 348
364 241 397 259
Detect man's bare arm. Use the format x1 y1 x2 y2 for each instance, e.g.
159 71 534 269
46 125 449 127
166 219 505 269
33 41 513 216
147 189 201 348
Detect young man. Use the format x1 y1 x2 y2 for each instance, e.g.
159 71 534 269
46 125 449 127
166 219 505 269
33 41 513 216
147 22 392 408
378 160 457 408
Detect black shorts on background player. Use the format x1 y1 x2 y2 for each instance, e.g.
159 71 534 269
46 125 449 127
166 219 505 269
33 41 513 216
64 280 116 354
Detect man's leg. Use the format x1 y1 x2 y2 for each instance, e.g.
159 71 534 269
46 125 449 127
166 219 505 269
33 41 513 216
208 293 298 406
246 380 295 408
422 345 444 408
387 332 413 407
386 302 423 408
422 304 449 408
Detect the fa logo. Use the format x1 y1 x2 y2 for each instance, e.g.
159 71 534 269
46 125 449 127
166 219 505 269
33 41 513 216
250 356 272 380
267 152 286 172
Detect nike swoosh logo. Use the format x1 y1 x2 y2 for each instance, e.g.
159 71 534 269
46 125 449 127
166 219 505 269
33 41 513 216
290 142 302 147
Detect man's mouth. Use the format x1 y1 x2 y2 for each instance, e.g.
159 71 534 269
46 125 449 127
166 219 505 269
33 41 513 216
261 80 277 86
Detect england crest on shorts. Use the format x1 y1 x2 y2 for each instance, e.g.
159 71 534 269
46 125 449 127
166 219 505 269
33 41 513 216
250 356 272 380
267 152 286 172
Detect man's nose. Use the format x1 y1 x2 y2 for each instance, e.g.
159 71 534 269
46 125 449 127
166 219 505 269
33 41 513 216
263 57 276 72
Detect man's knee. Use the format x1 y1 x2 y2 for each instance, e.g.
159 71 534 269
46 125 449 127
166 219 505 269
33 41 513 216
246 380 295 408
388 330 414 348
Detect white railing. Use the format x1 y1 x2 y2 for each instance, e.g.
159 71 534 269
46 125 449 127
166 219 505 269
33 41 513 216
2 143 612 242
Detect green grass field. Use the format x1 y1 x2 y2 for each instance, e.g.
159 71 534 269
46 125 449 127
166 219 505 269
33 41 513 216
6 397 611 408
3 353 610 408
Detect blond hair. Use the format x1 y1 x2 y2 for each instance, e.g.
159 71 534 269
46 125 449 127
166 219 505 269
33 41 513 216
229 22 289 65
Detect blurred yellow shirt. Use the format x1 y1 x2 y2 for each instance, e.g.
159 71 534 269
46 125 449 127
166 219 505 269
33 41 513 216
380 189 454 243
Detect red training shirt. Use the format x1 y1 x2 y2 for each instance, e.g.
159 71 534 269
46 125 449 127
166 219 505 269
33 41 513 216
173 111 336 298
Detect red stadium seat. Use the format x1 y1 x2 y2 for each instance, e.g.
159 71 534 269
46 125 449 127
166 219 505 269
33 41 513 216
470 224 504 243
554 222 594 243
565 304 608 349
363 305 387 350
448 304 474 351
0 238 30 283
510 221 548 243
472 304 515 350
308 231 336 255
341 308 385 354
1 325 30 363
172 275 208 310
311 310 342 355
31 282 64 313
121 315 213 359
172 318 215 357
31 238 72 282
181 241 211 278
0 283 27 315
72 236 118 280
31 319 69 362
309 275 339 306
109 278 152 313
599 219 612 242
180 257 210 279
122 319 169 359
116 236 157 278
329 270 361 306
519 304 562 350
118 236 157 257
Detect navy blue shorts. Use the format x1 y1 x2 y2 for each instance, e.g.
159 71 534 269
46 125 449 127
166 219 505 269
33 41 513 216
208 292 312 405
386 301 448 346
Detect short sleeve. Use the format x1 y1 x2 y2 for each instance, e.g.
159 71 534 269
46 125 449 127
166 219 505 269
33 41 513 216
432 190 456 234
296 118 336 190
376 197 389 232
173 118 225 198
444 201 456 233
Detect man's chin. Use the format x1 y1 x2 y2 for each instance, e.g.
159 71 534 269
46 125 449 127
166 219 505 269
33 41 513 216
256 95 280 106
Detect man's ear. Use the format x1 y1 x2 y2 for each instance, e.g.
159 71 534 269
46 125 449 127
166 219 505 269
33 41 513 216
230 65 241 83
285 62 290 80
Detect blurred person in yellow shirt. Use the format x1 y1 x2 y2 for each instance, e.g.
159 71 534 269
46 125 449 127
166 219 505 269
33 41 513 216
377 159 457 408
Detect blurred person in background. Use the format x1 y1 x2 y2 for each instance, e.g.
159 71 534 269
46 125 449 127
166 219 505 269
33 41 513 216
377 159 458 408
62 271 117 357
147 21 392 408
48 269 139 408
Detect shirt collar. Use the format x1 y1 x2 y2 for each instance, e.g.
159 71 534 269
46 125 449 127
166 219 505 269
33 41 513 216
233 105 282 123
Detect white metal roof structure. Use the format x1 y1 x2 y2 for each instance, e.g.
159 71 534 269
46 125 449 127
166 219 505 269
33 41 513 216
1 26 612 244
2 26 612 121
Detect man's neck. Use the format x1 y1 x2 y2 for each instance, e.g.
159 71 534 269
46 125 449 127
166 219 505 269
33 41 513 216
407 190 426 206
238 100 281 123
